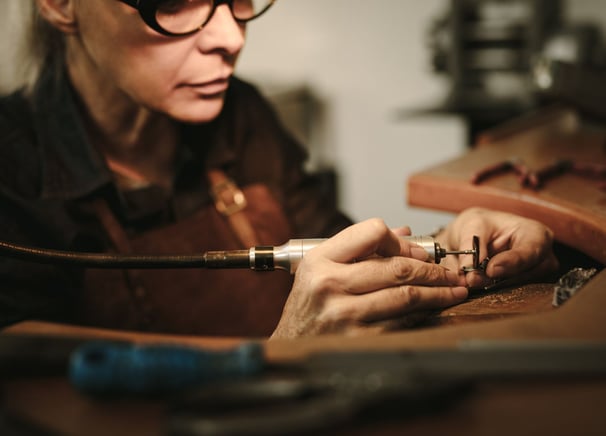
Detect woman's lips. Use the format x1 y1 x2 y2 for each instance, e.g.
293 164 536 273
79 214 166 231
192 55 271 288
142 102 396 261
183 78 230 96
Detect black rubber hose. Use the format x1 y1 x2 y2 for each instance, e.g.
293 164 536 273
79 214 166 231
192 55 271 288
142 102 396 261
0 240 207 269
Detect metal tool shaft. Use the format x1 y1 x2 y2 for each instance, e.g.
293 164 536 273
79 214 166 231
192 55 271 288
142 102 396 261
402 235 475 264
446 250 476 255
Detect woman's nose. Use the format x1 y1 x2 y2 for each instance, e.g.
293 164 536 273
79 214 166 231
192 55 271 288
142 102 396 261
196 4 246 54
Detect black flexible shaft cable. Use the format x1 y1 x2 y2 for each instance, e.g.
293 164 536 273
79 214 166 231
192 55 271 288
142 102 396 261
0 240 208 269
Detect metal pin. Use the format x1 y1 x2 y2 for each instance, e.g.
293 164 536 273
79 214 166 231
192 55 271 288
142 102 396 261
444 249 476 256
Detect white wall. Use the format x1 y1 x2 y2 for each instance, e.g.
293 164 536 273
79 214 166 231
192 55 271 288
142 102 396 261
0 2 28 92
567 0 606 24
237 0 606 233
237 0 463 233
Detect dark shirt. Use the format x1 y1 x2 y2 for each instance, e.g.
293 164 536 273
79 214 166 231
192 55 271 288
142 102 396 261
0 68 351 327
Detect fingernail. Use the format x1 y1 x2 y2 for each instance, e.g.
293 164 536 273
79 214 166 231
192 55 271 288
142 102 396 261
465 273 483 289
411 246 429 261
452 286 468 300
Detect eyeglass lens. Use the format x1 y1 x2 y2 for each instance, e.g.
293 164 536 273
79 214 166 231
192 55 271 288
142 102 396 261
156 0 273 34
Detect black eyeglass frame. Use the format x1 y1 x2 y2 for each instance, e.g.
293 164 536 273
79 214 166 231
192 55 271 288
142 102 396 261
118 0 276 37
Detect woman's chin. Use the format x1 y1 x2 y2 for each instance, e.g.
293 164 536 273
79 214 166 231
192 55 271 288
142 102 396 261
167 97 226 124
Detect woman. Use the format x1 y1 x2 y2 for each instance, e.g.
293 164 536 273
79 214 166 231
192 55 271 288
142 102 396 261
0 0 558 337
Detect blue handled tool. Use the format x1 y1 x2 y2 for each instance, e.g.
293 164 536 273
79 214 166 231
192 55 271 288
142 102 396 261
68 341 265 394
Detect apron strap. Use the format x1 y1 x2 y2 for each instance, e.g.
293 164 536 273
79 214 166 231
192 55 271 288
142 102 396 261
208 169 260 248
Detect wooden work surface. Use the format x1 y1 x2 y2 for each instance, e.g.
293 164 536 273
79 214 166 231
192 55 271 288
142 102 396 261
407 107 606 264
2 268 606 436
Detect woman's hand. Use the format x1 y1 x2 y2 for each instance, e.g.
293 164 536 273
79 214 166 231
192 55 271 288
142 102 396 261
436 208 559 289
271 218 467 339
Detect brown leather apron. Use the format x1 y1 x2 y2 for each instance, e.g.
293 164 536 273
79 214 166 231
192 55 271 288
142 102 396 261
78 173 294 337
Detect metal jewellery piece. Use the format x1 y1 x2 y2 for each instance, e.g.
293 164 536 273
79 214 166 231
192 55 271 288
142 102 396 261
552 267 598 307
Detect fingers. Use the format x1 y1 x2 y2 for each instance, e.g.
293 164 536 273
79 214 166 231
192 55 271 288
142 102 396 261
442 208 557 286
466 258 559 290
276 218 471 338
301 250 463 297
343 284 469 323
486 226 554 277
277 209 560 338
314 218 402 263
465 246 559 289
313 218 430 263
391 226 412 237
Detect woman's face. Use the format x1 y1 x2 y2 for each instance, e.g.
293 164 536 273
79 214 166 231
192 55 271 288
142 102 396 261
69 0 246 123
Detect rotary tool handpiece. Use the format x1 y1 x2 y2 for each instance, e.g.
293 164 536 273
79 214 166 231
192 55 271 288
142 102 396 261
204 235 478 274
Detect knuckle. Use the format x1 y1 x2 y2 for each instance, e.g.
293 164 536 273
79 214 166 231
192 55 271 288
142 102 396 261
308 270 340 294
398 285 421 308
366 217 390 237
388 259 448 286
389 258 415 281
319 304 359 327
420 264 447 284
462 206 486 220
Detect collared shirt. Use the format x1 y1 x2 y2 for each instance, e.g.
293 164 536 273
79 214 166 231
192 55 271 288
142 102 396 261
0 68 351 327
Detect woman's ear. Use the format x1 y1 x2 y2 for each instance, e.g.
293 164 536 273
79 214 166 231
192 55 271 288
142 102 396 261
37 0 77 33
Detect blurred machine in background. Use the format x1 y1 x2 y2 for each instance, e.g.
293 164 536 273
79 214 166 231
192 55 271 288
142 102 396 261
427 0 606 141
